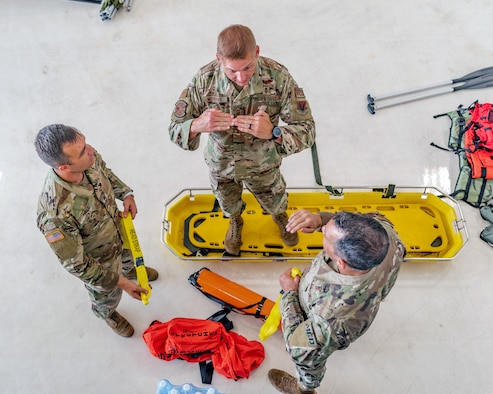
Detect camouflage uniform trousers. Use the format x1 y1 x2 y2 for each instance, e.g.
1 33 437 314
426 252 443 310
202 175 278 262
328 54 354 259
209 167 288 217
85 248 134 319
295 356 328 389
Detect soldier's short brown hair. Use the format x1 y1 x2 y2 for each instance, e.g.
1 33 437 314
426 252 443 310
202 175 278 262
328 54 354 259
217 24 257 59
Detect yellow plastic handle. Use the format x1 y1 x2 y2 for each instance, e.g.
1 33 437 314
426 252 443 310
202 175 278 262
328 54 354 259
258 268 302 341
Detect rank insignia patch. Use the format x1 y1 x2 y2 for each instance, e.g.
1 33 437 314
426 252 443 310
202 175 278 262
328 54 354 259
295 87 306 98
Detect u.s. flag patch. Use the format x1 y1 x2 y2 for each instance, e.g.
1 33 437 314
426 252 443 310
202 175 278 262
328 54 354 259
45 229 65 244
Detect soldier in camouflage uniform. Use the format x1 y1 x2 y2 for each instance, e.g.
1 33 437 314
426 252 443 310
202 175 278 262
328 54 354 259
268 210 406 394
35 124 159 337
169 24 315 255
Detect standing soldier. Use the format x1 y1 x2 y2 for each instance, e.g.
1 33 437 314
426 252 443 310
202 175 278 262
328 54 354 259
268 210 406 393
169 24 316 255
35 124 159 337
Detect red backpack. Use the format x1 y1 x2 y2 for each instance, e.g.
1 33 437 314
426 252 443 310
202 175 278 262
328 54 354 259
142 317 265 382
464 102 493 179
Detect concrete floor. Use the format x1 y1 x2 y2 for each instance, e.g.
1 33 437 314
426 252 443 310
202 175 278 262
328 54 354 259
2 0 493 393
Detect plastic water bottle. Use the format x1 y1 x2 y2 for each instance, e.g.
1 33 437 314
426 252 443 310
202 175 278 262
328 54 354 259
156 379 224 394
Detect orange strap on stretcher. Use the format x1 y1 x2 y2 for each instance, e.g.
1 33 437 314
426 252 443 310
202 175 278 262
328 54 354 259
188 267 275 321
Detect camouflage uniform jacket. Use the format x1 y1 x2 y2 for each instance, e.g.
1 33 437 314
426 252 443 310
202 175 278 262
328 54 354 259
37 151 132 290
280 215 406 368
169 56 316 179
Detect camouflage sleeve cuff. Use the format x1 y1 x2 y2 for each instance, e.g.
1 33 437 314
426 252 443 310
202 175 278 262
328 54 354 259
171 119 201 151
62 254 121 291
106 270 120 290
122 191 134 200
184 119 201 150
280 290 308 336
319 212 335 227
280 290 301 311
79 255 121 290
114 187 132 201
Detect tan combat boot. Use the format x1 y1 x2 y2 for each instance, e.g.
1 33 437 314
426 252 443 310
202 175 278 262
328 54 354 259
224 216 243 255
105 311 134 337
268 369 317 394
273 212 299 246
125 266 159 281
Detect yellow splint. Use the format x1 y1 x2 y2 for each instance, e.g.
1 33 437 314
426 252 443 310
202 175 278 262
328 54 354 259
258 267 302 341
121 214 152 305
162 186 468 262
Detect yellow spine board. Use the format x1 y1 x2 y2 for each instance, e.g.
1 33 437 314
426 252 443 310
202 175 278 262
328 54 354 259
121 214 151 305
163 188 468 261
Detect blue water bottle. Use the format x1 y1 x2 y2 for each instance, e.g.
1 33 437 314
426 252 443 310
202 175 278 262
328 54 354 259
156 379 224 394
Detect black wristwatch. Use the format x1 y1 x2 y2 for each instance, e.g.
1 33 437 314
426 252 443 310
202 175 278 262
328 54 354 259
270 126 282 140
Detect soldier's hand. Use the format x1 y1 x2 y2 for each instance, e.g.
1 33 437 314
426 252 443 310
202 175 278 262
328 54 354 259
118 276 149 301
233 109 273 139
286 209 322 234
279 268 300 292
190 108 234 138
123 194 137 219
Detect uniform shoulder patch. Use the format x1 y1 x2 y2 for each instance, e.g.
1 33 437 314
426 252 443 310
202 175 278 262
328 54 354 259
45 229 65 244
291 86 311 118
289 321 319 348
173 100 188 118
294 87 306 98
297 100 308 113
44 228 78 261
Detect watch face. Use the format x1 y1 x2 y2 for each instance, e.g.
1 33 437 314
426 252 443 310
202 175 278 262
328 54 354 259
273 127 282 138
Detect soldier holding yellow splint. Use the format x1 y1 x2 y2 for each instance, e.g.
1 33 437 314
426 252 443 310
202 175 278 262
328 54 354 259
268 210 406 394
35 124 158 337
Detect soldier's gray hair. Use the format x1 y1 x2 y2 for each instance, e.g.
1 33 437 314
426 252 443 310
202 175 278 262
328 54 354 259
332 212 389 271
35 124 82 168
217 24 257 59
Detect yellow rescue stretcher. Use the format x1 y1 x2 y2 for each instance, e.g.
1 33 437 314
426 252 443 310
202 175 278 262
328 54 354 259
162 186 469 262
